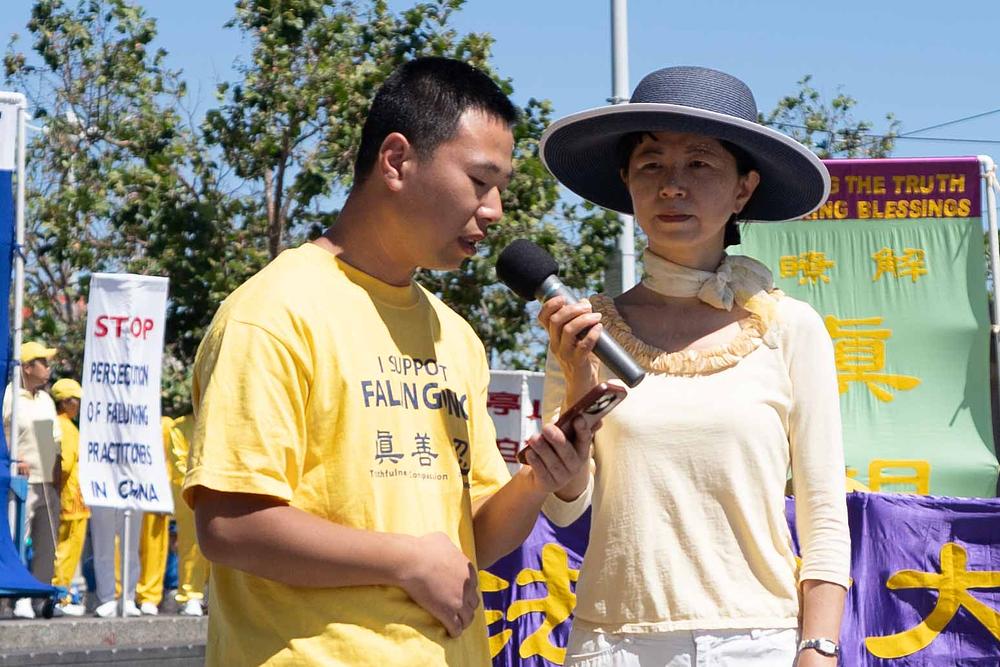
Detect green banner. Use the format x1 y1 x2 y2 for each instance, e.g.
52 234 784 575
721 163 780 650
736 160 998 497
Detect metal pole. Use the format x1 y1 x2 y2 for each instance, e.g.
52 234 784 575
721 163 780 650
611 0 636 292
517 372 528 465
121 509 132 618
7 95 26 476
2 94 27 548
982 157 1000 421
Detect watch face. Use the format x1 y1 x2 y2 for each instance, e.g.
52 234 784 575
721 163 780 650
802 638 840 657
815 639 839 656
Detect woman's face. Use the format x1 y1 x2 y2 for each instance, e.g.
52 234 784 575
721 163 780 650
622 131 759 263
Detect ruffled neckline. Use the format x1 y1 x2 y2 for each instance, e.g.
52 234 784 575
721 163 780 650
590 293 777 376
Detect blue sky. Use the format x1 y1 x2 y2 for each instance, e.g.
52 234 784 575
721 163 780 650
3 0 999 160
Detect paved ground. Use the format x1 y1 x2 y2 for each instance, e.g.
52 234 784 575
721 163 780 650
0 615 207 666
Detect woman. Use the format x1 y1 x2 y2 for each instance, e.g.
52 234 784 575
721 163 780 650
531 66 850 666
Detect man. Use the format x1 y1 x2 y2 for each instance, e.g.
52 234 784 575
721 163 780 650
4 341 62 619
185 57 592 666
50 378 88 617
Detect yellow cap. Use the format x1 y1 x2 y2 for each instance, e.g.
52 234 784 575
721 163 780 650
21 341 57 364
51 378 82 402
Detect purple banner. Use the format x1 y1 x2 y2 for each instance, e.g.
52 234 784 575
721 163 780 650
818 493 1000 666
484 493 1000 666
805 157 981 221
482 509 590 666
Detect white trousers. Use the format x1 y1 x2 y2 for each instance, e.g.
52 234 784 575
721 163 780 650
89 506 142 604
565 623 798 667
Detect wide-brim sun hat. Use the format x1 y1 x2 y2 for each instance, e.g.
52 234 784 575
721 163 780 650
540 66 830 221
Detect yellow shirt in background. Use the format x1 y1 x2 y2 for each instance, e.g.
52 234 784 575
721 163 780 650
57 413 89 519
169 414 194 488
185 244 509 666
160 416 178 487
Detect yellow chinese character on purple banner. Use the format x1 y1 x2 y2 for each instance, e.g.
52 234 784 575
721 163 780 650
865 542 1000 659
507 544 580 663
479 570 512 658
779 251 836 285
480 543 580 663
872 247 928 283
825 315 921 402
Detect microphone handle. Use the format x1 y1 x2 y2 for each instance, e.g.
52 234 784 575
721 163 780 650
536 275 646 388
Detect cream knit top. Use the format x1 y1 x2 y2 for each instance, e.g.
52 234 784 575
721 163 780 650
541 255 851 633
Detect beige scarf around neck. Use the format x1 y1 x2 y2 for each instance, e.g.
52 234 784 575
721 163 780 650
640 248 779 323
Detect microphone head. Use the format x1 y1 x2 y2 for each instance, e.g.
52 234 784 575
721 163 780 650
496 239 559 301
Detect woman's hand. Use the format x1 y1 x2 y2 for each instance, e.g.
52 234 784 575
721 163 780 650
538 296 603 402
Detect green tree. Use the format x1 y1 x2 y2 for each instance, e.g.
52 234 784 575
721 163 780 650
6 0 622 392
4 0 267 414
761 74 900 158
204 0 622 368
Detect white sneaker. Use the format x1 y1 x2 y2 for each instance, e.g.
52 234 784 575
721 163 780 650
58 602 86 617
139 602 159 616
179 599 203 617
94 600 118 617
13 598 35 619
124 600 142 617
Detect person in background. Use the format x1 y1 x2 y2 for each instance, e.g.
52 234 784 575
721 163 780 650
134 416 176 615
50 378 88 617
169 413 208 616
89 500 142 616
537 66 850 666
4 341 62 619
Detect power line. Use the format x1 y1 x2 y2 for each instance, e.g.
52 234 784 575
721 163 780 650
898 108 1000 137
893 135 1000 145
766 121 1000 145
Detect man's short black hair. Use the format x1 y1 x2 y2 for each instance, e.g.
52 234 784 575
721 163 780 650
353 57 518 184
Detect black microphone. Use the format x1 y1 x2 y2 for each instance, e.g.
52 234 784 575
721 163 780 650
496 239 645 388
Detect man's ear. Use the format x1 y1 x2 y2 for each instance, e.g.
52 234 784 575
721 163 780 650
377 132 413 192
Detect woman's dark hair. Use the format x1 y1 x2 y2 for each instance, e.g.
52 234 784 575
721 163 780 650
615 132 758 247
353 57 518 185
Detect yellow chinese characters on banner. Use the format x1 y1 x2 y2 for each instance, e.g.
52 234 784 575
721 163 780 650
865 543 1000 659
480 543 580 663
777 249 931 286
779 252 836 285
825 315 921 402
872 248 928 283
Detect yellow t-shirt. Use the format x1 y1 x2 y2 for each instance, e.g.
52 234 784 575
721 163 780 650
57 413 89 519
184 243 510 667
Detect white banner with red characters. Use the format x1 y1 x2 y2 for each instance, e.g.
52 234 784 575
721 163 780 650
487 370 544 476
77 273 173 512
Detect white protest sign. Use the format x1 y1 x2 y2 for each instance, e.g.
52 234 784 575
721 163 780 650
78 273 173 512
0 101 16 171
487 370 544 477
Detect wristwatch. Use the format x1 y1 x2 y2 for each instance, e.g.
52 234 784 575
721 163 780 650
797 638 840 657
